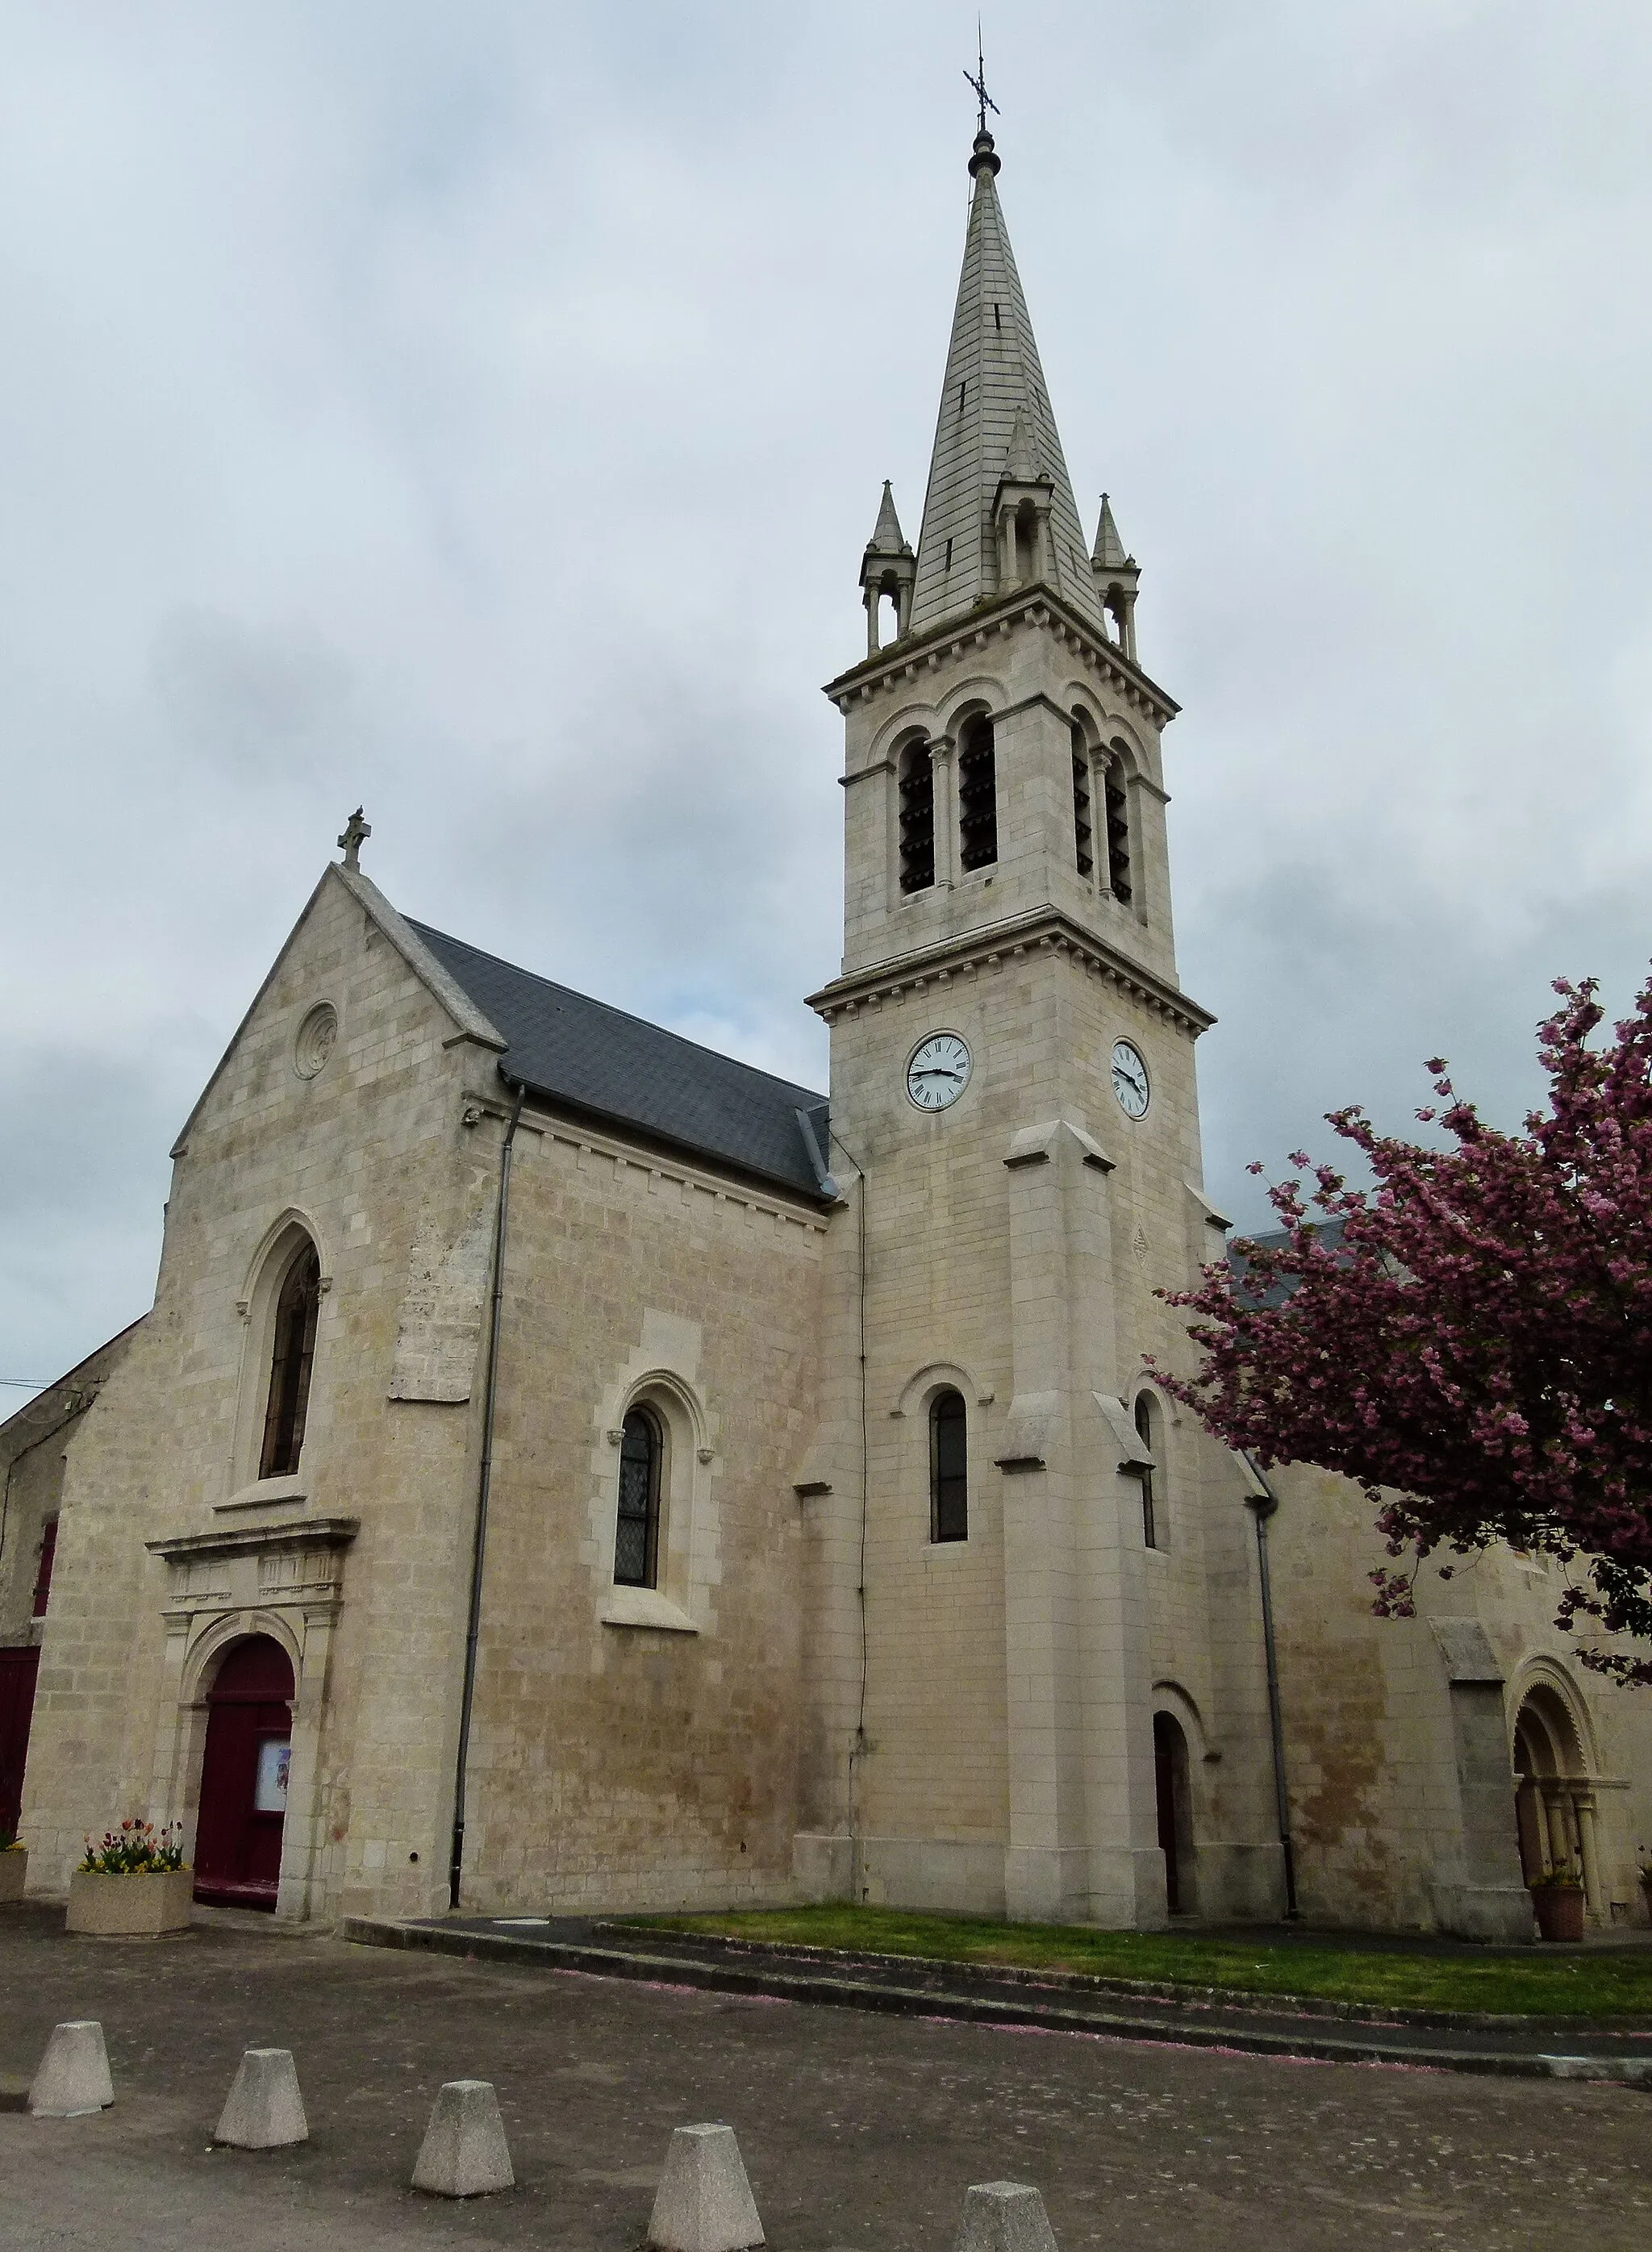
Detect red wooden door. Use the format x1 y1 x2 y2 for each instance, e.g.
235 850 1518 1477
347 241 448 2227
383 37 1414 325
0 1648 40 1839
193 1637 294 1910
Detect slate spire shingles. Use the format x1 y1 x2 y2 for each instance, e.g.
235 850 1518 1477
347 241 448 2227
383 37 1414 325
907 131 1105 638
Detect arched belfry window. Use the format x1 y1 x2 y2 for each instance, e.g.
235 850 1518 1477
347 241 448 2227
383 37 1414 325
615 1405 663 1588
1070 719 1094 880
930 1389 968 1543
258 1242 320 1479
957 716 997 872
898 739 936 895
1134 1391 1162 1549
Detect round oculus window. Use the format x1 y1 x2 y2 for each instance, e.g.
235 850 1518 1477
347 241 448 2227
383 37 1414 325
294 1002 339 1081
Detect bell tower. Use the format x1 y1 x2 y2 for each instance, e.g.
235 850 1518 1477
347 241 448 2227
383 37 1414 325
797 125 1272 1931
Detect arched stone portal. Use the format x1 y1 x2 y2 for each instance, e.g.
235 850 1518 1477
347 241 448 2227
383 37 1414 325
193 1635 295 1911
1512 1678 1604 1920
1153 1711 1196 1916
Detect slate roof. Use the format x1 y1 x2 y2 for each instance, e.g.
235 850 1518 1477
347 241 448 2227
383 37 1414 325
1228 1219 1350 1308
409 921 832 1204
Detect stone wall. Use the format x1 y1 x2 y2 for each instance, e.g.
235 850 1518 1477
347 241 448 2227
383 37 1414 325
19 865 826 1922
1267 1460 1652 1933
0 1324 141 1653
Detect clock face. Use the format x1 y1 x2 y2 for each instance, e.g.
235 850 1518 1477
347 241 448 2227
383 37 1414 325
1111 1039 1150 1118
907 1031 972 1112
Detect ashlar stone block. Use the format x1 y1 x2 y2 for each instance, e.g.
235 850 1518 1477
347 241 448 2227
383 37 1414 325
954 2181 1059 2252
215 2047 308 2148
648 2121 766 2252
28 2020 115 2117
411 2078 515 2197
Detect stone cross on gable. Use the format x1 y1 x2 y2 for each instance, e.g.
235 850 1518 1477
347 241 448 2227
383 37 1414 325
337 807 371 872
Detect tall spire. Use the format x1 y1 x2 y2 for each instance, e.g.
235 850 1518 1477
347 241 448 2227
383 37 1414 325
907 133 1105 638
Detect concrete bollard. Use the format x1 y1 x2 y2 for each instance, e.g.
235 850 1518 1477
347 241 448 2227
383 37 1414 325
953 2182 1059 2252
411 2079 515 2198
27 2021 115 2118
215 2048 308 2148
648 2122 766 2252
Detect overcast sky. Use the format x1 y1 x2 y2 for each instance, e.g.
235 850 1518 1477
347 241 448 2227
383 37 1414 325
4 2 1650 1399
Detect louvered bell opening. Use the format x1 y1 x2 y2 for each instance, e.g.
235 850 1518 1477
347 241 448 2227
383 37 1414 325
958 719 998 872
1072 750 1093 878
1105 774 1132 903
899 743 936 894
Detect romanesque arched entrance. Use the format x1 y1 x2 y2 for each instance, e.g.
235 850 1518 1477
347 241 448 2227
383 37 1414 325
192 1635 294 1910
1153 1710 1196 1916
1512 1678 1603 1921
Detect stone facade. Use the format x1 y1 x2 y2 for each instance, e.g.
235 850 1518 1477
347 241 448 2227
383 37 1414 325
6 123 1651 1937
13 867 824 1920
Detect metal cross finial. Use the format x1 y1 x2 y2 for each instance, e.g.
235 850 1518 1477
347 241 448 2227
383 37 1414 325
964 23 999 136
337 806 371 871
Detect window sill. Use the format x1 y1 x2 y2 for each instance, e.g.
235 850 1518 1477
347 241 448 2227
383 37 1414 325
601 1585 699 1634
216 1474 307 1514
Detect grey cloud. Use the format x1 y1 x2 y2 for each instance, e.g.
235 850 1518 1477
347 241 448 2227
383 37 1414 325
149 609 356 773
2 3 1650 1390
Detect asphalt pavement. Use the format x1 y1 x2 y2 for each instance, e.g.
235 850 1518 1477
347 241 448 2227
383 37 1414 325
1 1900 1648 2252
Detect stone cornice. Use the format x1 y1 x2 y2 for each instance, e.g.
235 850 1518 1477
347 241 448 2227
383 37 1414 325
147 1516 361 1565
821 583 1179 730
805 907 1216 1036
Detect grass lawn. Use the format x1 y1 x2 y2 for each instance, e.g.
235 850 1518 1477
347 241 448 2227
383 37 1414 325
621 1904 1652 2021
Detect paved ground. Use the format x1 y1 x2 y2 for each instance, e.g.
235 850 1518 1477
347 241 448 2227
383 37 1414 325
2 1901 1649 2252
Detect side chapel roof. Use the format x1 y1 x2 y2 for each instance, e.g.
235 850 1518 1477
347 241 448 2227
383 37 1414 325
410 920 832 1204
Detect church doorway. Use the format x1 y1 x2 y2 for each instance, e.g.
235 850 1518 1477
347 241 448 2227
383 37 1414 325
1512 1679 1602 1920
1153 1711 1196 1916
0 1646 40 1840
193 1636 294 1911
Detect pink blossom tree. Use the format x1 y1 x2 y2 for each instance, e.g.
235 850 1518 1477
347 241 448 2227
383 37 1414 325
1155 973 1652 1687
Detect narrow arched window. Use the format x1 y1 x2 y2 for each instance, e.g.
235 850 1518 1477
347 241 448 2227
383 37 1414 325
1135 1392 1160 1549
1070 721 1093 880
1105 751 1133 903
957 717 997 872
615 1406 662 1588
930 1389 968 1543
898 740 936 895
31 1516 58 1618
258 1243 320 1479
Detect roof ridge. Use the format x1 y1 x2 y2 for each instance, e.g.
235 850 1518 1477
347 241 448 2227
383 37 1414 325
405 920 827 1105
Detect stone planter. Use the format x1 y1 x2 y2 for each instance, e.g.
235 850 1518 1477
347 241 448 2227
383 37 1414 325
67 1867 194 1937
0 1848 27 1904
1531 1883 1587 1944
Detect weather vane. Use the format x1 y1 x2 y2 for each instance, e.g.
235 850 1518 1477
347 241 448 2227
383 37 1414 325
964 23 999 136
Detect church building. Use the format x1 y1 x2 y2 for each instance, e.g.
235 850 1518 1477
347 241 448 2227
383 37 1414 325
5 125 1649 1938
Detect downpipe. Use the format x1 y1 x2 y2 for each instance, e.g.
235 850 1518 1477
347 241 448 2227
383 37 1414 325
448 1077 526 1912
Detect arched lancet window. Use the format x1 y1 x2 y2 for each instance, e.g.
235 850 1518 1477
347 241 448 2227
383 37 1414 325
1070 718 1094 880
1012 503 1038 582
898 739 936 895
930 1388 968 1543
1104 749 1133 903
957 716 997 872
258 1243 320 1479
615 1405 663 1588
1134 1391 1162 1549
